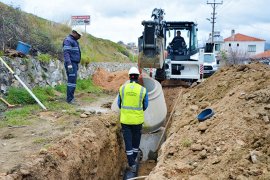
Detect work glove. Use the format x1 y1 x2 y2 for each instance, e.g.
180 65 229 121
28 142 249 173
67 65 73 73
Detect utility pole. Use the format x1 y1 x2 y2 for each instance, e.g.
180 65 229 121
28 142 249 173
207 0 223 43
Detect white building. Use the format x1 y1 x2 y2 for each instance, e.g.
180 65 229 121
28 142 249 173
222 30 265 56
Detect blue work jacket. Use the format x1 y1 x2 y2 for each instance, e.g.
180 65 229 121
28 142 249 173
63 35 81 65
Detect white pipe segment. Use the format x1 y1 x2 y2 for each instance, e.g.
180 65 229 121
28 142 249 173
0 57 47 110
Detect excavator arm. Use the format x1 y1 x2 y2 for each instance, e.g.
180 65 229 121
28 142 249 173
138 8 166 70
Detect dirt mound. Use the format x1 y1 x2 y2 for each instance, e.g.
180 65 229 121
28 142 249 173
148 63 270 179
92 68 129 92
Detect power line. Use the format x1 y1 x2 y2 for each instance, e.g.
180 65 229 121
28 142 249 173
207 0 223 43
217 0 240 20
218 0 234 15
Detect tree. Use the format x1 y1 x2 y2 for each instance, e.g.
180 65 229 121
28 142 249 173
220 49 250 65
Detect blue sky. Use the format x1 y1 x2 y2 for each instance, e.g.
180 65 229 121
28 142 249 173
1 0 269 45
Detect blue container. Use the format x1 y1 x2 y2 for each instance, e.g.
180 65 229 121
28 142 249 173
16 41 31 55
197 108 215 122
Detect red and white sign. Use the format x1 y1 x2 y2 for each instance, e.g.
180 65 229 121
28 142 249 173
71 15 90 25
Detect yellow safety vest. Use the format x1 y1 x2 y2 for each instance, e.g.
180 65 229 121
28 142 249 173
119 82 146 125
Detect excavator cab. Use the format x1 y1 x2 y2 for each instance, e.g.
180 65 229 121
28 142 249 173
168 30 187 56
165 22 198 61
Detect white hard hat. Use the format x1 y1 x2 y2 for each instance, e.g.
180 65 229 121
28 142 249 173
72 27 83 36
128 67 140 75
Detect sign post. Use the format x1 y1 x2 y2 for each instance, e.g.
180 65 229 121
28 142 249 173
71 15 90 33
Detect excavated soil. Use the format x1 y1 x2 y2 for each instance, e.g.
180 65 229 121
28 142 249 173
92 68 129 92
147 63 270 179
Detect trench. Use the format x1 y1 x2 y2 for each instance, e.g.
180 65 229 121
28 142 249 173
113 78 178 180
120 77 166 179
1 78 179 180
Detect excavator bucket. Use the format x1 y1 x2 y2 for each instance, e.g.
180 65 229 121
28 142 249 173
138 37 165 69
138 19 165 70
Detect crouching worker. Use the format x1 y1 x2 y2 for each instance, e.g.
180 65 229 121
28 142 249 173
118 67 149 173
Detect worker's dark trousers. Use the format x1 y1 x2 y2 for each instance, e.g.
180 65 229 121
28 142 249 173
65 62 78 103
121 123 142 167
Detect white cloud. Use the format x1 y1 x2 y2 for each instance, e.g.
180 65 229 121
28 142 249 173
1 0 270 44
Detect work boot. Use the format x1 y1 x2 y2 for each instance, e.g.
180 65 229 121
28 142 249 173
68 99 80 106
130 164 137 173
135 149 143 163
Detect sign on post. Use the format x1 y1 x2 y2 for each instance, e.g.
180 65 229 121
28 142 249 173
71 15 90 26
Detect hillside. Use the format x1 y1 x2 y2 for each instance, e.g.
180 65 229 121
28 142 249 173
0 2 134 64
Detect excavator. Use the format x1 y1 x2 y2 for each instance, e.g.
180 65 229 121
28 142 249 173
138 8 204 85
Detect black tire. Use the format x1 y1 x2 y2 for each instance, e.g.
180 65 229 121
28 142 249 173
155 68 166 82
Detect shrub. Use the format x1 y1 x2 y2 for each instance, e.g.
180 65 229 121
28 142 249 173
55 78 102 94
37 53 52 63
7 86 55 105
33 86 55 101
76 78 102 93
54 84 66 93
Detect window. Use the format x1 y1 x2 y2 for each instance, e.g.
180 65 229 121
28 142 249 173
215 44 220 51
204 54 215 63
248 45 256 52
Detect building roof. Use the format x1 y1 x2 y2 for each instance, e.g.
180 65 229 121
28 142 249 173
252 50 270 59
224 33 265 42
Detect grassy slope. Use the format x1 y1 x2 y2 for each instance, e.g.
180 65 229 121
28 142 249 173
0 2 134 64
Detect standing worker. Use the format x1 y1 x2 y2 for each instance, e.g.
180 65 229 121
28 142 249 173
63 28 82 104
118 67 149 173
